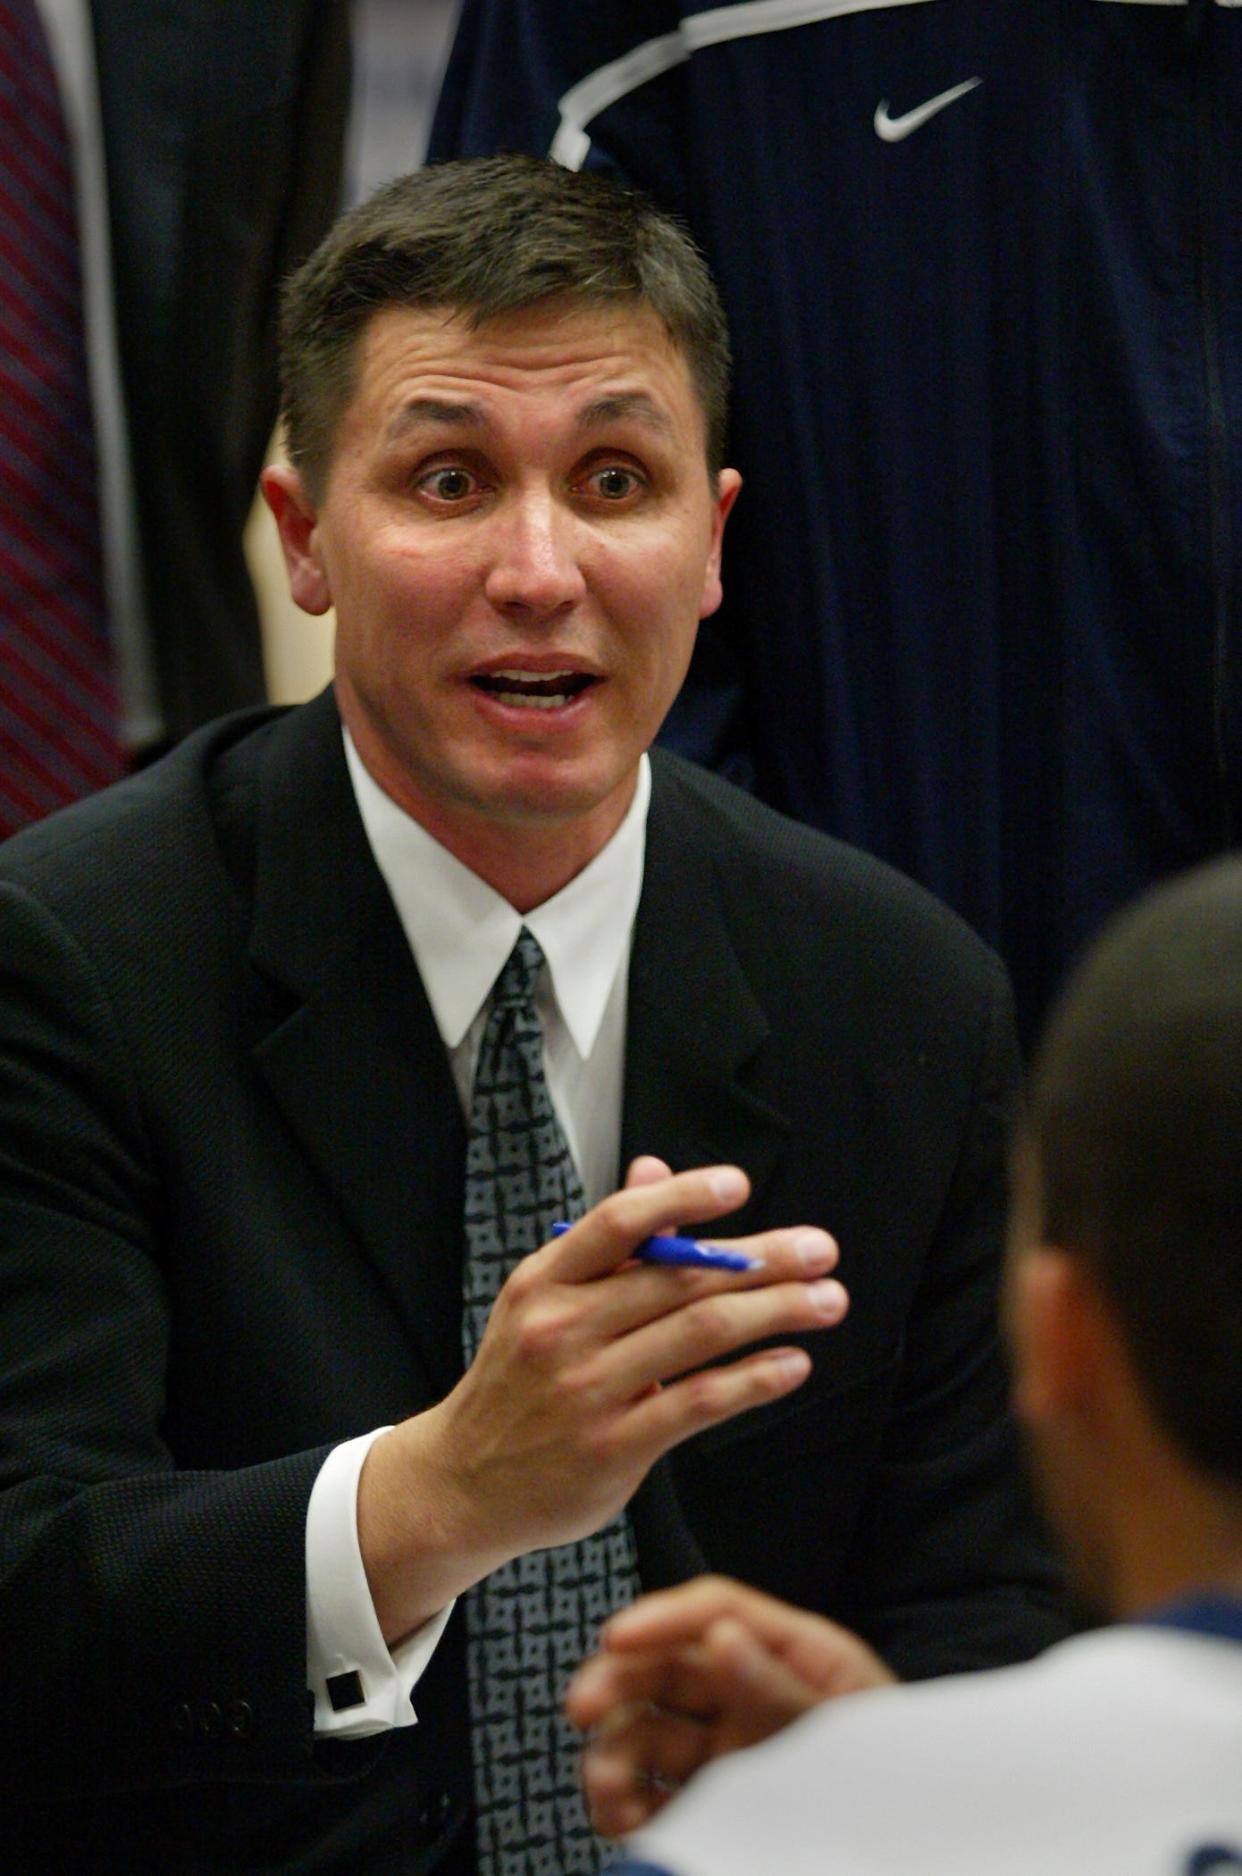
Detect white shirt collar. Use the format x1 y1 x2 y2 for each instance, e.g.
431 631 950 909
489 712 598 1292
343 730 649 1060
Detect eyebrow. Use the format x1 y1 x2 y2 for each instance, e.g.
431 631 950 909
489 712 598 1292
384 399 485 444
383 389 676 446
576 392 675 439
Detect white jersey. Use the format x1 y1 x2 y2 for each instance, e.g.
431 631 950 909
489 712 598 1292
626 1622 1242 1876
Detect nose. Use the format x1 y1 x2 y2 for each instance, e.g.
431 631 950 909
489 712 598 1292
484 490 587 617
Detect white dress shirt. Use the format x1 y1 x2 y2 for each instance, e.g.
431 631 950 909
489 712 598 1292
306 731 651 1736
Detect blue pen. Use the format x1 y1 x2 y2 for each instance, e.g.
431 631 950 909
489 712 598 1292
550 1222 760 1272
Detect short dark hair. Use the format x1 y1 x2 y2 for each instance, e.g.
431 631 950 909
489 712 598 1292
1026 856 1242 1487
277 154 731 495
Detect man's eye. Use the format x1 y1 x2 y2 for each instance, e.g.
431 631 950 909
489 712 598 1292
585 465 643 501
418 466 479 502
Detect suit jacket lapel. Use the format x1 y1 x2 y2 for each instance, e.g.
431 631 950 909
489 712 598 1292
623 757 792 1228
622 757 794 1586
246 691 466 1403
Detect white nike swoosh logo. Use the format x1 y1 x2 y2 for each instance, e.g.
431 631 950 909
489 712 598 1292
873 77 983 143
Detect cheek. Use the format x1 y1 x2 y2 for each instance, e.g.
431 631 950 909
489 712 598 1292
616 531 712 626
337 542 462 649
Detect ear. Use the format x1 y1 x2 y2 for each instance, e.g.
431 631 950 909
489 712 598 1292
699 468 742 620
1011 1247 1114 1429
260 463 334 616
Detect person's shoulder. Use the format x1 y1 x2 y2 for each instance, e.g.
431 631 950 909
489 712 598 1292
648 749 1005 992
633 1626 1238 1876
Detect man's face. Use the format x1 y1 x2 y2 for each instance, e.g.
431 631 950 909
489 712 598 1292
270 299 738 885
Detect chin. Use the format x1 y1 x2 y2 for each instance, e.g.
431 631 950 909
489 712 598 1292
479 761 631 825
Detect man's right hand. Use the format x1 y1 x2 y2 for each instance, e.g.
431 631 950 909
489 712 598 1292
566 1575 895 1839
356 1161 847 1643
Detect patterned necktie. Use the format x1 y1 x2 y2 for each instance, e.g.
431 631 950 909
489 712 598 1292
462 926 641 1876
0 0 126 839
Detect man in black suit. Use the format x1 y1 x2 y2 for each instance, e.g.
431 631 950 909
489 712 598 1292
0 157 1062 1874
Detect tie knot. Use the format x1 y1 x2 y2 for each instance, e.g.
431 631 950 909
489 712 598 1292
490 926 545 1013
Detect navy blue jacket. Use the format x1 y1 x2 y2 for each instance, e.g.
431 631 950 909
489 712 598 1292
430 0 1242 1045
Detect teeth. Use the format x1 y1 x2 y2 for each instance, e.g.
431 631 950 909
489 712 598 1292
488 668 576 684
473 667 592 708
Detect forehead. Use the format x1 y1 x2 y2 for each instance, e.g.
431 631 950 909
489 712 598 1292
336 298 707 451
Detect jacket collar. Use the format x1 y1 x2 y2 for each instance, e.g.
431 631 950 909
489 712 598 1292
248 689 468 1402
624 753 792 1230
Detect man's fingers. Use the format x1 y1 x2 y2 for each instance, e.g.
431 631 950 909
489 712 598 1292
580 1731 674 1840
567 1645 718 1733
545 1165 751 1281
580 1705 715 1838
699 1604 894 1701
570 1611 876 1841
697 1616 828 1730
575 1625 821 1755
599 1578 896 1702
613 1344 815 1460
623 1154 674 1189
542 1227 841 1359
604 1271 846 1409
603 1575 829 1655
572 1626 827 1839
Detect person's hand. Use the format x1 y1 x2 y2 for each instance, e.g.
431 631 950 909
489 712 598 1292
566 1575 895 1838
358 1162 847 1641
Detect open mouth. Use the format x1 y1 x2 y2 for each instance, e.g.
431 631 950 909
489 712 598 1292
470 669 599 710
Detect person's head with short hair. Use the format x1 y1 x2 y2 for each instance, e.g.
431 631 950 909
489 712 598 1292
263 157 742 911
277 154 732 499
1009 855 1242 1615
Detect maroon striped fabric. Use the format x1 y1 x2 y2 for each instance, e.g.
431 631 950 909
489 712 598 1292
0 0 126 839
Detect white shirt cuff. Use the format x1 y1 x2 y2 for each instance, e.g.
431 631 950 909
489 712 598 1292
306 1427 455 1738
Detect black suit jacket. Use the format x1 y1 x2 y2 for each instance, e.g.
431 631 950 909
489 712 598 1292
0 690 1063 1872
